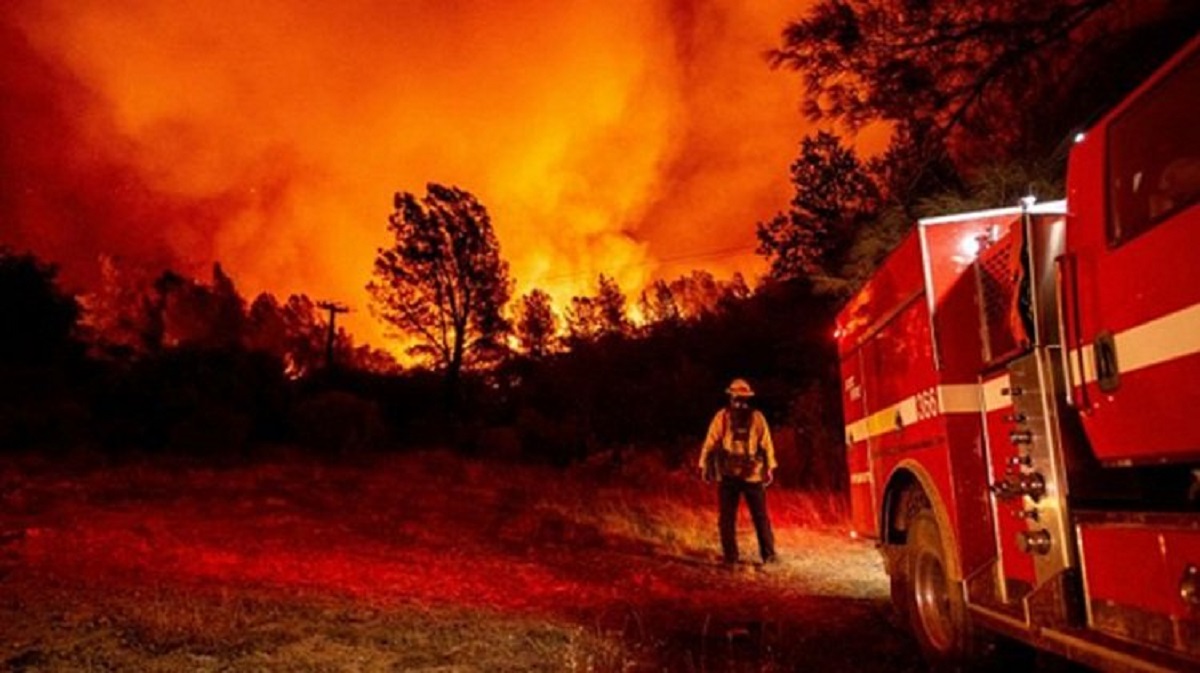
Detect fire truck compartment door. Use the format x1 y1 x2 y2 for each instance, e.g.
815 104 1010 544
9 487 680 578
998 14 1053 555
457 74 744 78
1078 521 1200 656
1065 45 1200 464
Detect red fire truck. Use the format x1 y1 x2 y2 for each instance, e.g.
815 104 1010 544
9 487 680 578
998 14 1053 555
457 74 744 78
837 37 1200 670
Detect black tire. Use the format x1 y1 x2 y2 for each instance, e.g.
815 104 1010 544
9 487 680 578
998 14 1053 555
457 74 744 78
904 509 977 670
889 562 910 626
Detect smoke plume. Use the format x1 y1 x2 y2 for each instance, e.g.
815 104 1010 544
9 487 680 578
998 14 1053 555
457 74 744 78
1 0 815 345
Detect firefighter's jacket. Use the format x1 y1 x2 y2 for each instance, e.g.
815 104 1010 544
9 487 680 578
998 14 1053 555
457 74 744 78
698 407 777 483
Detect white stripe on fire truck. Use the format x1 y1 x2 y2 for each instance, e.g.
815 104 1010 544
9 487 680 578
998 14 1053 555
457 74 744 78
845 392 926 445
937 384 981 414
846 301 1200 444
1068 301 1200 386
845 379 1012 445
844 398 916 445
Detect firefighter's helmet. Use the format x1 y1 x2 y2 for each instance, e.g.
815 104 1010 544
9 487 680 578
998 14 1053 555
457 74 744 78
726 378 755 397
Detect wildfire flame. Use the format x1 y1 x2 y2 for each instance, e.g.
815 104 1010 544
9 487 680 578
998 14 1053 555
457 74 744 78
1 0 819 347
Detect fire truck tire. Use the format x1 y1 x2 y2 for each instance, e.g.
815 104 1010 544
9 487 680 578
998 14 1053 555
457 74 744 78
889 562 910 626
904 509 980 669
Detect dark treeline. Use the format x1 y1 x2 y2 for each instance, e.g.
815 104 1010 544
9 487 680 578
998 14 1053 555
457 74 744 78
0 249 395 460
485 276 845 490
0 246 846 490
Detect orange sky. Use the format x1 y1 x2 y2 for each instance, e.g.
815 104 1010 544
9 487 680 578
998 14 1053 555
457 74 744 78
1 0 829 346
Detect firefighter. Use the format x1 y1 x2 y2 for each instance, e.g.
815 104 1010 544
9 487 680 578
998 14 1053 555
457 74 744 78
698 378 778 566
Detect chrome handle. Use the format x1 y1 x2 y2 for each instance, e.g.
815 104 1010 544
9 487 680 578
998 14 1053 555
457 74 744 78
1007 454 1032 468
1010 430 1034 445
1017 530 1052 555
1181 565 1200 607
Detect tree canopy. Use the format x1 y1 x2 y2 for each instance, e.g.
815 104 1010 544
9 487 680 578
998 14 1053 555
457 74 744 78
756 131 881 287
639 280 682 329
368 184 512 399
0 248 80 365
515 288 557 359
771 0 1200 168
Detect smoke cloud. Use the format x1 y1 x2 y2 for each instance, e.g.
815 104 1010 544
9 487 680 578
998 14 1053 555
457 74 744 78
1 0 814 345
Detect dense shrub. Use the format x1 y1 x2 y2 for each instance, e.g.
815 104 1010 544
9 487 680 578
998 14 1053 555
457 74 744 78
291 390 386 455
0 250 88 452
95 348 288 457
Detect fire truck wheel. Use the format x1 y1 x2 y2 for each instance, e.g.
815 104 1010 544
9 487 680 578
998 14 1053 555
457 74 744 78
905 509 977 668
889 558 910 626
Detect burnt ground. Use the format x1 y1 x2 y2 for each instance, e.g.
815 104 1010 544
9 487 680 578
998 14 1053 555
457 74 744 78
0 450 924 672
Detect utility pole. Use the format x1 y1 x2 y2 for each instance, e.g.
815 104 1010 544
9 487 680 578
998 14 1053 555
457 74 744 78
316 301 349 370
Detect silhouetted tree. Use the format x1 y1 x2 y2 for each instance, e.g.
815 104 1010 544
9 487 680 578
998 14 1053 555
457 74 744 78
721 273 753 308
160 263 246 350
348 344 402 374
0 249 85 449
757 131 881 290
515 289 557 358
279 294 356 377
639 280 681 328
668 271 721 320
83 255 159 358
0 248 80 364
594 274 630 338
565 295 602 346
771 0 1199 169
564 274 632 348
245 293 288 355
368 184 513 402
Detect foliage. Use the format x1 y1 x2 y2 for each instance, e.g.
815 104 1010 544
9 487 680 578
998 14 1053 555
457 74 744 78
763 1 1198 300
3 248 850 487
663 270 749 321
368 184 513 398
773 0 1200 167
94 346 289 456
638 280 681 329
0 247 81 364
246 292 344 377
0 248 87 450
497 276 843 483
756 131 881 291
774 1 1095 156
515 288 557 358
594 274 631 338
916 159 1065 217
564 295 600 346
291 390 385 455
84 256 395 376
564 274 632 347
83 254 162 358
160 263 246 350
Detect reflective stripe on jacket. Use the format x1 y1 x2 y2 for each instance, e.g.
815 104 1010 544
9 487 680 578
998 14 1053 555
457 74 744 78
697 407 777 482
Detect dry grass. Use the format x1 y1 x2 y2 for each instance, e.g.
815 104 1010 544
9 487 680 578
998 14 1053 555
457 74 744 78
2 573 623 672
0 448 916 672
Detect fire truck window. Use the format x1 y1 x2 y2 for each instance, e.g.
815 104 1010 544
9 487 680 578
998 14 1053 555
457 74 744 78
1108 50 1200 246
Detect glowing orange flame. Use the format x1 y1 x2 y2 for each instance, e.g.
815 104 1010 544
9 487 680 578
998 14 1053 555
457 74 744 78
2 1 824 348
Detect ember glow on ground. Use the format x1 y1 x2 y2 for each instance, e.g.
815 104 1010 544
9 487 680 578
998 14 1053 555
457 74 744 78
0 451 921 671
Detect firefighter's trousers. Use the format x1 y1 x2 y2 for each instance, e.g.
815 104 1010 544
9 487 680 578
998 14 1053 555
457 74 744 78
718 478 775 563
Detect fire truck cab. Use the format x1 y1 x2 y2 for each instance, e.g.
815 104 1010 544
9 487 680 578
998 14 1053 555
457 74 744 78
838 36 1200 670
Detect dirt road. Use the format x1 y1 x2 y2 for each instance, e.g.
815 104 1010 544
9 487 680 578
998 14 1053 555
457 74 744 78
565 531 926 672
